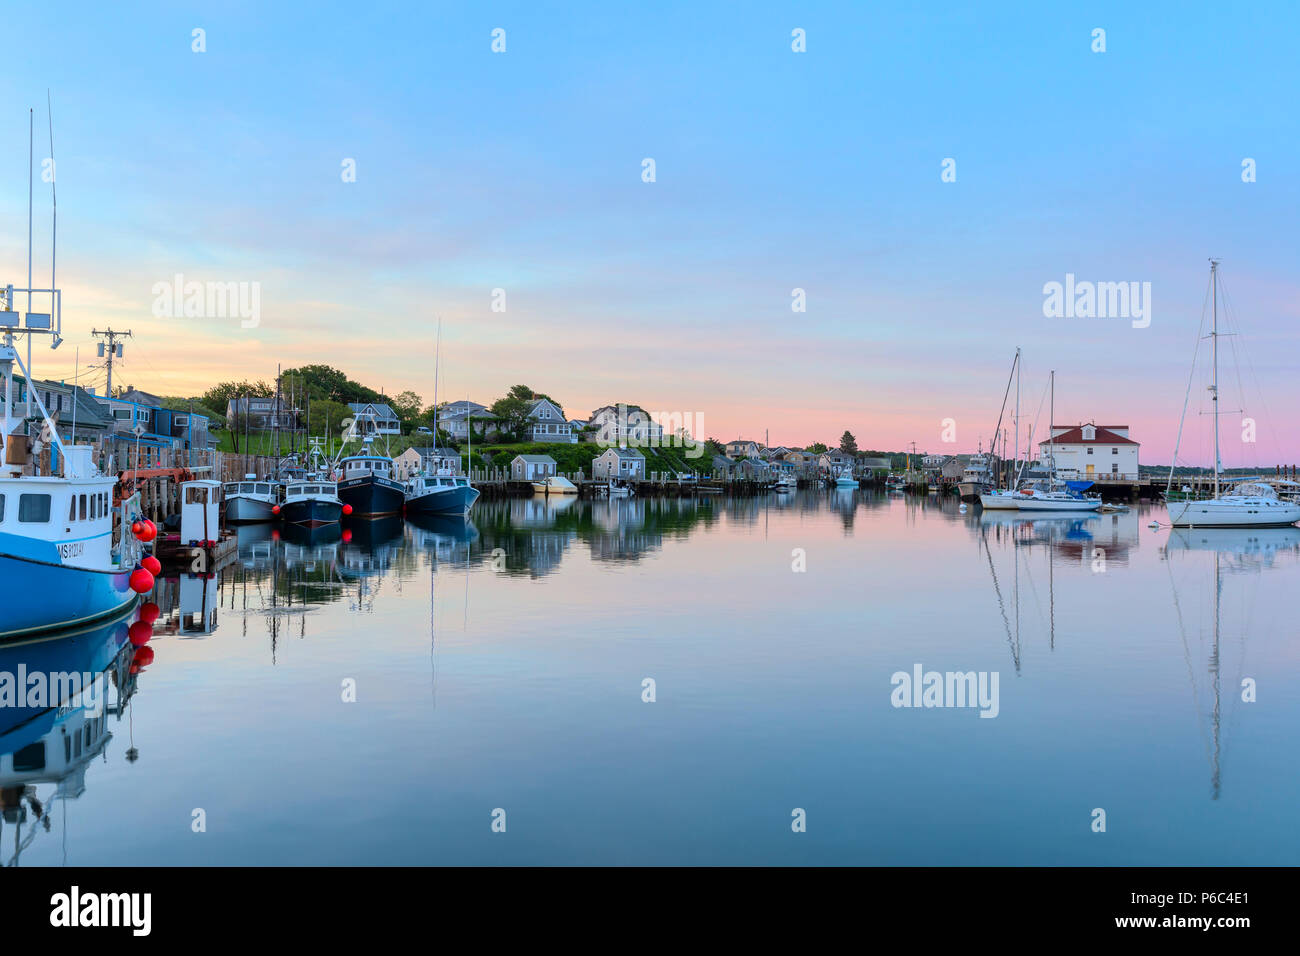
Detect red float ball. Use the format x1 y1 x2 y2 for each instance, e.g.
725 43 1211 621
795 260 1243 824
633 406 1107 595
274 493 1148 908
129 621 152 646
139 601 161 624
142 555 162 576
342 504 353 516
131 520 144 538
271 529 280 541
133 645 155 667
129 568 155 594
341 529 353 542
272 504 280 515
140 519 158 542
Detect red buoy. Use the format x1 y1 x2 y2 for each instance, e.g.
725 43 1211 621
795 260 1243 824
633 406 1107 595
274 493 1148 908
272 504 281 515
139 601 161 624
129 620 152 646
133 645 155 667
342 504 353 516
140 519 158 542
131 520 144 538
142 555 162 576
129 568 155 594
341 529 352 542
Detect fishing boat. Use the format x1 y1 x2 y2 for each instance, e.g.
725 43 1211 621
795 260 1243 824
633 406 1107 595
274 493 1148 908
957 450 992 501
222 474 278 523
1165 261 1300 529
833 467 858 488
406 473 480 516
773 474 796 492
279 478 344 525
336 453 406 517
1 292 145 638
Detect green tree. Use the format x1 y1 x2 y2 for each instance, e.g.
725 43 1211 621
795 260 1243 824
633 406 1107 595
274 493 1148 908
807 442 828 454
390 390 423 427
840 431 858 455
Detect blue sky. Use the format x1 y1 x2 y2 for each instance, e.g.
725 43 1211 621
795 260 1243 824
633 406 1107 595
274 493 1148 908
2 1 1298 462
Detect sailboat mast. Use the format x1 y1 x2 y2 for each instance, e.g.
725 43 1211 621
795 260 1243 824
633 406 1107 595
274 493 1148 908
1049 370 1055 484
1211 259 1220 498
1013 348 1020 487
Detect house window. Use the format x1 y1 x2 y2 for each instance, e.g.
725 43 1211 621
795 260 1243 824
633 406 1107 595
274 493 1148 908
1111 447 1118 455
1112 463 1119 474
1087 447 1093 455
114 409 132 420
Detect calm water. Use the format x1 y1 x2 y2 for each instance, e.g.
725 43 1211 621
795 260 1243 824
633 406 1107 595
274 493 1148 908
5 489 1300 865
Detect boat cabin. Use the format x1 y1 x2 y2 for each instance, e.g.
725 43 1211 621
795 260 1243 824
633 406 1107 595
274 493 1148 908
340 456 393 479
180 480 222 543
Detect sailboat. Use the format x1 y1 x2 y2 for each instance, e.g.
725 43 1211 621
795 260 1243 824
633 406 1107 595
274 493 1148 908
404 321 480 517
1165 261 1300 528
1012 371 1100 512
980 348 1026 510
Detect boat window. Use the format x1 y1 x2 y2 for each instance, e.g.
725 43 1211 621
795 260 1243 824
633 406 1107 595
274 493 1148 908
13 741 45 772
20 494 52 523
240 483 254 493
79 494 88 520
0 494 5 521
185 486 208 505
90 495 97 520
69 496 77 520
256 484 270 495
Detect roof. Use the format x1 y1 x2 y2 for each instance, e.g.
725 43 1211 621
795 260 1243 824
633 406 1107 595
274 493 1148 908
407 446 459 458
1040 424 1138 446
513 454 556 464
349 402 398 418
599 446 645 459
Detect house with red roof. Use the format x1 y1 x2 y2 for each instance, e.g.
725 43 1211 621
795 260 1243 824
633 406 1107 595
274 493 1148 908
1038 423 1139 480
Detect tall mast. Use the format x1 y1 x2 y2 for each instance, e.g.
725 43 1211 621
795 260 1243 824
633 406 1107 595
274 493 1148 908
1048 370 1055 483
1013 348 1020 486
1211 259 1220 498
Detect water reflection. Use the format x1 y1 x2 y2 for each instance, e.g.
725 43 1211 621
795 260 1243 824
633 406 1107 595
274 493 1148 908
0 608 146 865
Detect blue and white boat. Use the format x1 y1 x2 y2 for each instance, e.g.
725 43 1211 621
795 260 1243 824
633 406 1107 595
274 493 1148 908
1 299 143 638
405 473 480 517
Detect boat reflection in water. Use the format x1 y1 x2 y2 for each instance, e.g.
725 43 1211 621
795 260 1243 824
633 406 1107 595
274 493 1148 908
0 606 150 864
1162 525 1300 800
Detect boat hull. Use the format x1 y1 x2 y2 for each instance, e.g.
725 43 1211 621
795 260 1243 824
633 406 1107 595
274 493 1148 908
225 496 276 523
280 498 343 526
1167 498 1300 528
834 477 858 487
338 475 406 516
958 481 989 501
1013 496 1102 512
978 491 1022 510
0 551 138 639
405 484 481 516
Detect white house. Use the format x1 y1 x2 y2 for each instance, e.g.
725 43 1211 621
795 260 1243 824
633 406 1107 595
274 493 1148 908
589 404 664 447
394 446 460 479
511 454 557 481
592 446 646 480
527 398 576 443
1038 423 1139 479
348 402 402 435
726 439 763 459
439 408 497 441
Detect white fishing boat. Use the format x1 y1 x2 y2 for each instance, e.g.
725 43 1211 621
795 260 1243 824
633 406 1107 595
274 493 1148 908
774 474 796 492
222 474 278 523
0 150 148 637
833 467 857 488
1166 261 1300 529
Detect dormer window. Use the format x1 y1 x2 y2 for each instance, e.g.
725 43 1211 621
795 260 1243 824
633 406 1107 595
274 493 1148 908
1082 425 1096 441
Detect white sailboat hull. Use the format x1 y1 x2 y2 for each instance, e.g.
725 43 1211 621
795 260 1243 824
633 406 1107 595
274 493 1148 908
1013 495 1101 512
1166 496 1300 528
978 491 1021 510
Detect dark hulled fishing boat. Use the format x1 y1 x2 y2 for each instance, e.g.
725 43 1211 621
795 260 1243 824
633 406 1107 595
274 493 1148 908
336 455 406 517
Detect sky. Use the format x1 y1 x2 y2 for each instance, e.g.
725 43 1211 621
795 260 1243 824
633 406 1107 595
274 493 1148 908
2 1 1298 465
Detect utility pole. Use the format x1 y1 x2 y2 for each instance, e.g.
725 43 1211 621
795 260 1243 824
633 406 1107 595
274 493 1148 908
91 327 131 397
